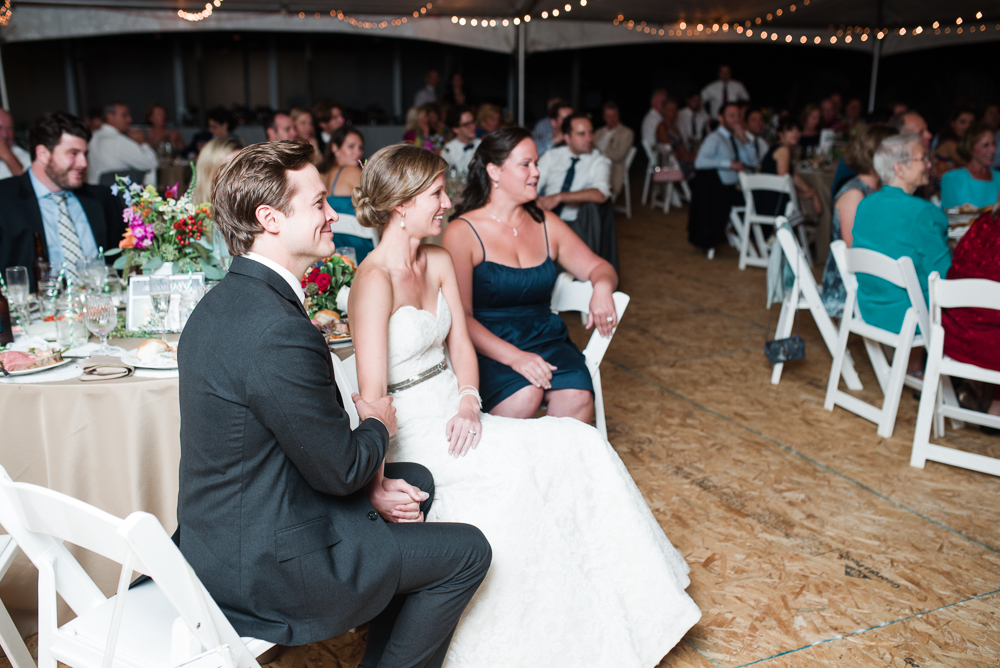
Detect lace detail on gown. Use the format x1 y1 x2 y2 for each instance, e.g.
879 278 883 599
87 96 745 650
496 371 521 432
385 289 701 667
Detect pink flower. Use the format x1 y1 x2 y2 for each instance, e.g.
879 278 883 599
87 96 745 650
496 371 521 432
165 183 179 199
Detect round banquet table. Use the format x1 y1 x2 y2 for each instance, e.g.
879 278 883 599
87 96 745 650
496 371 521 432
797 167 837 268
0 335 354 638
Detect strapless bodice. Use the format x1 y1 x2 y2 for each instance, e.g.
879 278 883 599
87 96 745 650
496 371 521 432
387 289 451 386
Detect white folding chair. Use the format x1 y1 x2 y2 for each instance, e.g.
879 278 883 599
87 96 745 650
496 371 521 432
735 173 813 270
771 223 862 390
640 140 657 205
825 243 930 438
550 273 630 440
332 354 360 429
911 272 1000 476
0 534 34 668
0 466 272 668
334 212 380 247
613 146 638 219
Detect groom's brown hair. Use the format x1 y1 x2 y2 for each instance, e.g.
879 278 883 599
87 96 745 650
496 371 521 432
212 140 315 256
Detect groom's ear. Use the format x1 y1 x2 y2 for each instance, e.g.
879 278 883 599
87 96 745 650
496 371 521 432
255 204 282 235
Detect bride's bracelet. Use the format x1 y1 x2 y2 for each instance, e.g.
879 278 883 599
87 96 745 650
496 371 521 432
459 388 483 410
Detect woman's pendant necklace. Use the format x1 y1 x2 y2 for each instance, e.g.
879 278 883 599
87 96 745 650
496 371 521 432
487 212 522 236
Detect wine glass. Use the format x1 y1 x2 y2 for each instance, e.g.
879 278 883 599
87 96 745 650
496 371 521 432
84 293 121 355
149 277 172 333
5 266 30 326
335 246 358 267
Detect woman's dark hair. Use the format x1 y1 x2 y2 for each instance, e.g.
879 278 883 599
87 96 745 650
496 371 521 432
28 111 91 161
455 126 544 222
777 118 801 135
320 125 365 172
208 106 235 132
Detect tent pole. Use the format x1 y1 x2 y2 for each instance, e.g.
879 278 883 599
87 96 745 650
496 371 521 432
517 22 525 126
867 39 881 115
0 43 8 111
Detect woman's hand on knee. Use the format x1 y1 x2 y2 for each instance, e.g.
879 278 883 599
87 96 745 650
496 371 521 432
510 351 557 389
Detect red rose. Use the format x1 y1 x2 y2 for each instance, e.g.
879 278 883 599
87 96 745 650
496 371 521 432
314 272 332 292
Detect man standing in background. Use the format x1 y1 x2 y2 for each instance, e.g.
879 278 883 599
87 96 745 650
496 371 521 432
641 89 667 147
701 66 749 118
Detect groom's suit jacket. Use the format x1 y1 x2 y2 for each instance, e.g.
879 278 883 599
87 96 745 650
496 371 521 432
177 256 398 646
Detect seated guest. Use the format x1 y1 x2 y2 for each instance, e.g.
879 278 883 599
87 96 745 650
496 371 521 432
443 127 618 419
820 98 842 133
690 102 755 258
677 92 709 151
144 103 185 158
264 110 298 142
656 99 696 172
641 88 667 147
179 140 489 663
535 101 573 157
798 105 821 151
83 106 103 133
290 107 321 160
427 103 447 138
402 105 438 151
188 106 235 157
593 101 635 197
820 123 898 317
743 108 769 169
985 103 1000 169
441 105 481 175
532 98 562 154
536 113 612 223
940 122 1000 210
0 112 124 290
443 72 468 106
843 98 864 135
932 103 976 177
941 197 1000 421
321 127 374 262
476 104 502 138
87 102 158 185
853 134 950 345
192 136 243 258
312 100 345 153
0 108 31 180
757 119 822 217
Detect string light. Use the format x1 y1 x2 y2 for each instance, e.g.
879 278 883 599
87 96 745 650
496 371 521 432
0 0 11 26
178 0 221 22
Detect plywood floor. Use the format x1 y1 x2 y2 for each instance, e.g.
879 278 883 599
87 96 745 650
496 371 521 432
6 203 1000 668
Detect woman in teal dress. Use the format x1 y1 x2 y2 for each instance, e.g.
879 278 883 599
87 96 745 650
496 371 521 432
853 134 951 347
443 127 619 421
940 122 1000 210
320 126 375 262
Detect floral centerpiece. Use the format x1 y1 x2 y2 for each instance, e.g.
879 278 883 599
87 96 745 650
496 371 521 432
104 172 226 280
302 253 356 323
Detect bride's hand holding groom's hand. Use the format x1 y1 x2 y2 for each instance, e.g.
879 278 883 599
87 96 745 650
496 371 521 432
445 396 482 458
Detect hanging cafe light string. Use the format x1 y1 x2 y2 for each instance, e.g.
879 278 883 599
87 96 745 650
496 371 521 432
178 0 222 21
612 1 999 45
298 0 592 29
0 0 11 27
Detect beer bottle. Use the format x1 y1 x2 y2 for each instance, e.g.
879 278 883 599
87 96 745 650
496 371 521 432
33 232 50 285
0 278 13 345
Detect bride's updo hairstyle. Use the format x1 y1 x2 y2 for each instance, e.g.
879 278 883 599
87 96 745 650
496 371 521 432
454 127 544 223
353 143 448 231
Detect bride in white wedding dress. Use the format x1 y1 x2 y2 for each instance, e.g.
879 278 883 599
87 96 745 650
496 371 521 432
348 144 700 667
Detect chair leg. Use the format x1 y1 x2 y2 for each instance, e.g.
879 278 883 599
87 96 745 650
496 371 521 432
770 290 799 385
877 318 917 438
592 368 607 440
642 169 652 205
938 376 966 432
795 224 814 268
863 338 892 395
911 338 944 468
825 319 852 411
752 223 770 264
624 178 632 219
663 183 673 213
0 541 34 668
738 214 753 270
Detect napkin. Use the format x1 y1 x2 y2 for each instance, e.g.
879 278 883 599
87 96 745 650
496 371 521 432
80 356 135 382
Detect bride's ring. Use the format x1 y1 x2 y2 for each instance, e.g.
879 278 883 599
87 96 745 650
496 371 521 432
469 429 477 435
606 315 614 322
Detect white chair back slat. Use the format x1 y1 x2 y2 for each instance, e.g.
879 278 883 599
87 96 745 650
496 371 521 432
342 354 360 395
623 145 638 171
331 354 361 429
0 536 36 668
736 174 809 270
333 213 379 244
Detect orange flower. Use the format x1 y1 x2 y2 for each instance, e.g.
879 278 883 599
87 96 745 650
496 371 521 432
119 229 136 249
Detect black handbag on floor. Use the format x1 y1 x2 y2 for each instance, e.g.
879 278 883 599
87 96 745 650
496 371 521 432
763 307 805 365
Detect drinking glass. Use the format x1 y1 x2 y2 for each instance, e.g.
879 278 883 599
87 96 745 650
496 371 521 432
149 278 172 333
335 246 358 267
104 267 124 308
85 257 107 292
84 293 121 355
5 266 30 325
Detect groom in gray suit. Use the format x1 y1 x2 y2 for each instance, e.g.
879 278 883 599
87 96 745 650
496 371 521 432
177 141 490 668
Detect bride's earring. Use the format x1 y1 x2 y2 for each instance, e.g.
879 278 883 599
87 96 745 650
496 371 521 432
492 181 499 189
400 211 406 228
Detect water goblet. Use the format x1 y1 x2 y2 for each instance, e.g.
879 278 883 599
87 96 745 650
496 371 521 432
84 293 121 355
335 246 358 267
149 278 172 333
5 266 30 325
104 267 124 308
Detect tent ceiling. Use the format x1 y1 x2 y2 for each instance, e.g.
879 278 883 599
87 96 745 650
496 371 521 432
14 0 1000 29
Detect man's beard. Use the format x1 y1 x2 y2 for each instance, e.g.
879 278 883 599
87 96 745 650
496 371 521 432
45 162 83 191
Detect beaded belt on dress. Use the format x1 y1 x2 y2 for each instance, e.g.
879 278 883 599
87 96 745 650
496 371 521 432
386 360 448 394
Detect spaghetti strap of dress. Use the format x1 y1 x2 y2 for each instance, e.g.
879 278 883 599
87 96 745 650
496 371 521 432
542 219 550 257
458 217 486 261
329 166 345 195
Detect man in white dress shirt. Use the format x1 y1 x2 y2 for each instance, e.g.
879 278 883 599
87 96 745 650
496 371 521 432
593 102 635 197
640 88 667 147
677 93 710 151
537 114 612 222
86 102 158 185
0 109 31 180
700 66 749 119
413 70 440 108
440 106 481 175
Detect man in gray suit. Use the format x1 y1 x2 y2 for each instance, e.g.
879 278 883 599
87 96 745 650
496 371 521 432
177 141 490 668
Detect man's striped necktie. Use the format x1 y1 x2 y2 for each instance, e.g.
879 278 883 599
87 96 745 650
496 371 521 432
51 193 83 280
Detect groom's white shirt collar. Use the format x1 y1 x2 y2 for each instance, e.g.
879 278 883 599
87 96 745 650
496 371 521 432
242 252 306 305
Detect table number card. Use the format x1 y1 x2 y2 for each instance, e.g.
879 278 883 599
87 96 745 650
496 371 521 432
126 273 205 332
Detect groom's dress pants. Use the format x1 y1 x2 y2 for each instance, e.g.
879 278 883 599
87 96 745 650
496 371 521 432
360 462 492 668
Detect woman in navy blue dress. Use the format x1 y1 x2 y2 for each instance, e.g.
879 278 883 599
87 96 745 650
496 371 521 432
443 127 619 422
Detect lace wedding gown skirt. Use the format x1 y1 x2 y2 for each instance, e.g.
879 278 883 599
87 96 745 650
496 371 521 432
385 291 701 667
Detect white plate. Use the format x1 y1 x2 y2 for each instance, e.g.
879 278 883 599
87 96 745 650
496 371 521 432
327 336 353 349
2 358 74 377
121 351 178 370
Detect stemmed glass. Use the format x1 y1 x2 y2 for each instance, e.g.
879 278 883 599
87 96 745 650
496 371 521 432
84 293 121 355
149 277 172 333
5 266 30 326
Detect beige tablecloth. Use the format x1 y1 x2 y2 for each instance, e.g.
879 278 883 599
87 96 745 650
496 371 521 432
798 168 836 267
